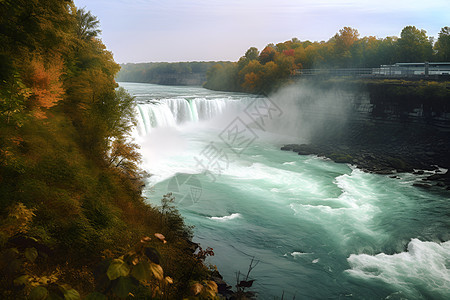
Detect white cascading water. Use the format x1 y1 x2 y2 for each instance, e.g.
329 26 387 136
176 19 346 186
135 97 240 135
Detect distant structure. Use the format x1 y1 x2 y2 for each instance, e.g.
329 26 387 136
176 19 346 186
373 62 450 76
295 62 450 78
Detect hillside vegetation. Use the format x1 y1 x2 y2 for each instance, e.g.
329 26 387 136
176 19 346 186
0 1 217 298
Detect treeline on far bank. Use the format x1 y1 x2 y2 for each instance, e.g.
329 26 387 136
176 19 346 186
116 61 225 85
0 1 219 299
204 26 450 94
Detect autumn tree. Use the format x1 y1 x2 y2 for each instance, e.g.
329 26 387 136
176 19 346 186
240 60 264 92
259 45 276 64
204 25 446 93
333 27 360 67
22 55 65 119
275 55 297 78
335 27 359 50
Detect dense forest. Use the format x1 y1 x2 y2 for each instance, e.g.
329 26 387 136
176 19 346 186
0 1 218 299
117 62 223 85
204 26 450 93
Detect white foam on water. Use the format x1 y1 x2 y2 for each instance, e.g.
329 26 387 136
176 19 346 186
208 213 242 221
346 239 450 299
288 168 386 246
291 252 312 258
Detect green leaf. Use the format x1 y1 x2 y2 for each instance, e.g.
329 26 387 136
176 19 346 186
29 286 49 300
106 259 130 281
112 276 134 298
14 275 29 286
150 263 163 281
63 288 80 300
131 261 151 281
25 247 38 262
84 292 107 300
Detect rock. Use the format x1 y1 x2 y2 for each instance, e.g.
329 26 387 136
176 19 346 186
436 182 446 187
426 174 442 181
185 241 199 253
387 157 408 170
329 153 353 163
390 175 399 179
212 276 232 293
293 144 318 155
375 169 395 175
413 183 432 189
413 170 425 175
281 144 296 151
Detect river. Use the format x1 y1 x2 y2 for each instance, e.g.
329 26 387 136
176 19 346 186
120 82 450 299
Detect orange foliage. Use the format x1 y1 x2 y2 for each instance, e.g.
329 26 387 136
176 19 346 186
23 55 65 118
335 27 360 51
242 72 260 91
259 46 276 64
282 49 295 57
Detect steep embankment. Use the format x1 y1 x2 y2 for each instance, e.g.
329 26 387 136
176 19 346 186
0 2 217 299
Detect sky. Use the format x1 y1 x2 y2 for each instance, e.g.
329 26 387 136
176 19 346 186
73 0 450 63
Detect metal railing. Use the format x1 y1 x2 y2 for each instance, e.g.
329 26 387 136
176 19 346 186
294 65 450 78
295 68 373 77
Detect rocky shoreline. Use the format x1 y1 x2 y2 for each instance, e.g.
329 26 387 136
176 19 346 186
281 142 450 190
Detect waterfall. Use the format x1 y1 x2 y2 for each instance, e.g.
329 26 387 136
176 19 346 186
135 97 240 135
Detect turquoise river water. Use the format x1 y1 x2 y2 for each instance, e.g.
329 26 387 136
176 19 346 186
120 82 450 299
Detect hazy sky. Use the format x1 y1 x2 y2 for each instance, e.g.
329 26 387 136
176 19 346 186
73 0 450 63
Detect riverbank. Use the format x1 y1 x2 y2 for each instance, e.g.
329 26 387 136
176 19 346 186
281 119 450 190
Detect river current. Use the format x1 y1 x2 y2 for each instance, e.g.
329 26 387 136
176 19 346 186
120 82 450 299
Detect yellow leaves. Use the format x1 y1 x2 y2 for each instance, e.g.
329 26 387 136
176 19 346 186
0 203 35 238
108 138 142 177
22 55 65 119
242 72 260 92
149 263 164 281
165 276 173 284
190 280 219 298
190 282 203 295
335 27 360 50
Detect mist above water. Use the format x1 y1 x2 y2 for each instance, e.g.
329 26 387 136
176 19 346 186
133 81 356 149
